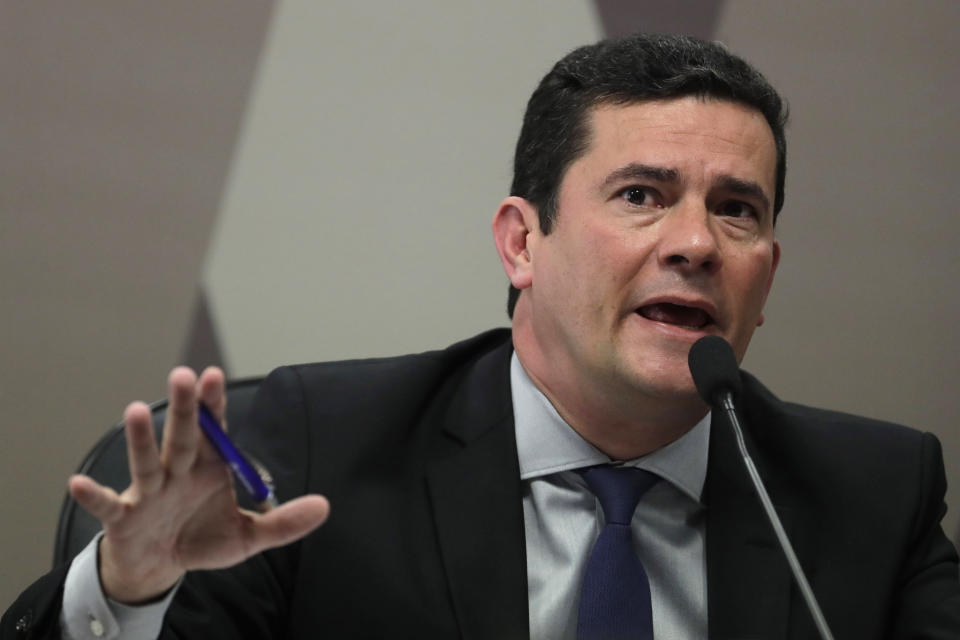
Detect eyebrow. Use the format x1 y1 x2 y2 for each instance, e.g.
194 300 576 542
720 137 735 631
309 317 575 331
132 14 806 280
600 163 772 214
600 163 680 190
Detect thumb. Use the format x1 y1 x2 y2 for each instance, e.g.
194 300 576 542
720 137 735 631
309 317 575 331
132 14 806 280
246 495 330 553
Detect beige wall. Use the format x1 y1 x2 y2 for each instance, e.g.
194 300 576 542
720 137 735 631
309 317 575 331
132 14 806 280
203 0 602 370
2 0 957 609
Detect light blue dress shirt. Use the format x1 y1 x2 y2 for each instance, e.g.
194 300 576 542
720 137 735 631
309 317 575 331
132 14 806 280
512 353 710 639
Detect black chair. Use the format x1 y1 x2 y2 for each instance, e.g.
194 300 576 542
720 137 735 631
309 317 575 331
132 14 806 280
52 376 265 568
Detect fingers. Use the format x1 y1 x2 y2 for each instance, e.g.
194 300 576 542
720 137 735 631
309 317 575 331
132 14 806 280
132 365 225 486
197 366 226 425
124 401 163 494
69 475 124 525
196 366 227 462
160 367 200 474
247 495 330 554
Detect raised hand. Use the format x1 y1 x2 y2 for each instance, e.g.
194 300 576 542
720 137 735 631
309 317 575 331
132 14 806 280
67 366 330 603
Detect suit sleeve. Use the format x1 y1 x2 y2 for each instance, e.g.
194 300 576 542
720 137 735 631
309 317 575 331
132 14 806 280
0 566 70 639
890 432 960 638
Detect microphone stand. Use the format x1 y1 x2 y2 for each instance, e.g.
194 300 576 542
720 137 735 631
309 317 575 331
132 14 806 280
718 391 835 640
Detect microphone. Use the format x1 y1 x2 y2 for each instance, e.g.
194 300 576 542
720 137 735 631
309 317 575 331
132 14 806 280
688 335 742 404
688 337 835 640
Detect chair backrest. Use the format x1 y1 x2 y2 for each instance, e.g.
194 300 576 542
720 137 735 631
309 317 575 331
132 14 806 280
52 376 264 568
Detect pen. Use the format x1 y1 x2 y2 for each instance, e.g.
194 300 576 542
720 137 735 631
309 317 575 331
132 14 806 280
197 402 278 512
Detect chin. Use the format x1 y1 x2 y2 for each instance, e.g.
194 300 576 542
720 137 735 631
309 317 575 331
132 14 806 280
617 360 701 401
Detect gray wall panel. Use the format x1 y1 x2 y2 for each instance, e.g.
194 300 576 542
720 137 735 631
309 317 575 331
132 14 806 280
715 1 960 538
0 1 275 605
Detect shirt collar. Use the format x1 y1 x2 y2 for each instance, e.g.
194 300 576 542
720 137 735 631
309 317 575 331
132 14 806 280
511 352 710 504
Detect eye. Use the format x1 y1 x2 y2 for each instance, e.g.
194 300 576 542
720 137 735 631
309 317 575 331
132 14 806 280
716 200 758 219
618 186 663 208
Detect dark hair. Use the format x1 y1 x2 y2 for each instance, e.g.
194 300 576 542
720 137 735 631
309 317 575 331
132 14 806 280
506 33 788 317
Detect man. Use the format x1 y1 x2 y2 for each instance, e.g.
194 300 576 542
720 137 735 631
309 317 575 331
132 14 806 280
4 34 959 639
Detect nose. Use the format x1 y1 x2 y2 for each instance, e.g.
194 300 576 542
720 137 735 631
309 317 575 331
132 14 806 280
656 206 722 274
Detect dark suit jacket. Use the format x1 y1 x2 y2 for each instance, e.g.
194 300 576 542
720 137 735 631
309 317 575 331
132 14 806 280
5 329 960 639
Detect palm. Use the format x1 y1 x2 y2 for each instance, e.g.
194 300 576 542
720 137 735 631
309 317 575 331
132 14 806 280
69 367 329 603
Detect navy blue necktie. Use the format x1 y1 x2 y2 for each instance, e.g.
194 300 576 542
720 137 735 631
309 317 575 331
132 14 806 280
578 466 661 640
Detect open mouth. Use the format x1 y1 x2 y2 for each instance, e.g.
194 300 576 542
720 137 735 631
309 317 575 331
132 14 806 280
636 303 715 330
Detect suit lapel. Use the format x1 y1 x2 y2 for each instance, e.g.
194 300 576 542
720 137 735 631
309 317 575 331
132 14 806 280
705 395 806 640
426 341 529 640
422 340 813 639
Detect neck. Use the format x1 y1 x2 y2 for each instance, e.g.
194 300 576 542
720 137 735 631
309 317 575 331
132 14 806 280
512 325 707 460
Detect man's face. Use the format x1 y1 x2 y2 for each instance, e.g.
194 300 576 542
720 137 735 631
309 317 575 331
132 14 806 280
523 97 780 402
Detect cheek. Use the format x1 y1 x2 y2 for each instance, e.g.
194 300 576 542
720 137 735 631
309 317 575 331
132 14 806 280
549 223 618 287
734 258 776 322
580 223 647 277
542 216 656 314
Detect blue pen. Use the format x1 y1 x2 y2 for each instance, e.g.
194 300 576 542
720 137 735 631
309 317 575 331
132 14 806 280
197 403 278 512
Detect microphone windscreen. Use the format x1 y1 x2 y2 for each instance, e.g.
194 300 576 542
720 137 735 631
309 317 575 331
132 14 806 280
688 336 742 405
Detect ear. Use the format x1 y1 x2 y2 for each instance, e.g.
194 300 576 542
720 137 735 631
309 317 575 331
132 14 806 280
492 196 538 291
756 239 781 327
